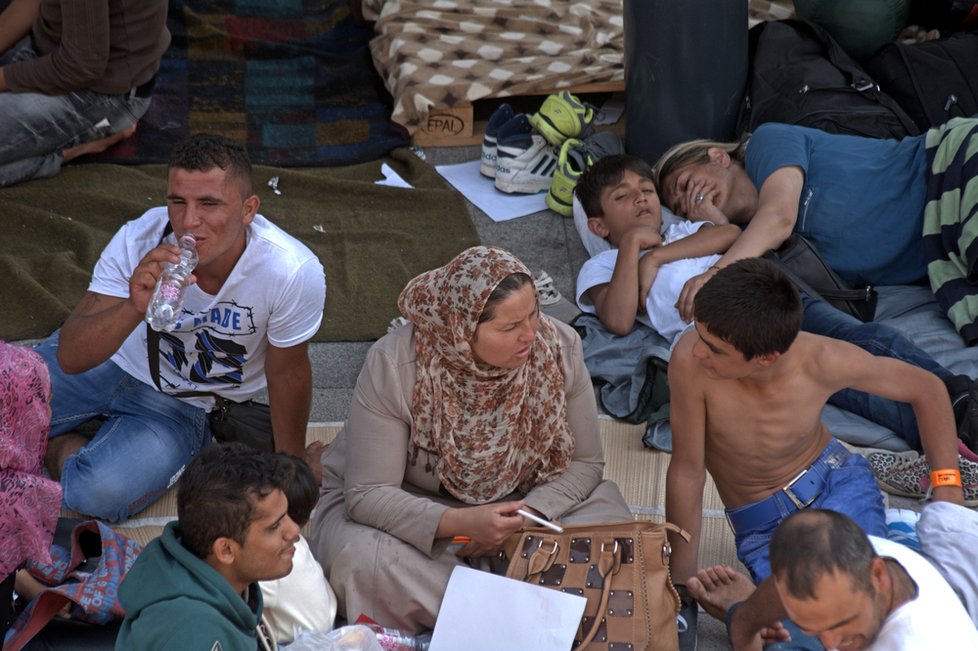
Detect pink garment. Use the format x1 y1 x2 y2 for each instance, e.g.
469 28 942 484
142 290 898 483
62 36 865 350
0 341 61 579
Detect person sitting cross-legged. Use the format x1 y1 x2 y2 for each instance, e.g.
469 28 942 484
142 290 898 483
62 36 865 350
0 0 170 187
36 133 326 523
310 245 633 634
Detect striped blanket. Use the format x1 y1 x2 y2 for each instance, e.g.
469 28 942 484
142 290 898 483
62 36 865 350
922 117 978 344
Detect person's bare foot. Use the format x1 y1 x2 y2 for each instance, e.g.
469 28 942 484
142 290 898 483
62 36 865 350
44 433 90 481
62 123 138 162
687 564 756 621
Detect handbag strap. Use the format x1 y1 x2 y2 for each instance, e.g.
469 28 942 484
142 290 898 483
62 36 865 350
577 540 622 649
764 247 874 304
524 540 558 580
522 535 623 650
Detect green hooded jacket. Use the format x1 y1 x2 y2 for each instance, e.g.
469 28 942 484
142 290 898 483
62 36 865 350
116 521 268 651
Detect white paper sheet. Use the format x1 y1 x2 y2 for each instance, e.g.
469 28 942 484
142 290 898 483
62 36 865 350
376 162 414 188
435 160 548 222
429 566 586 651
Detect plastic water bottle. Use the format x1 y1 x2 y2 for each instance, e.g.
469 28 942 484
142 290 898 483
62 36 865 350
146 234 198 332
361 622 431 650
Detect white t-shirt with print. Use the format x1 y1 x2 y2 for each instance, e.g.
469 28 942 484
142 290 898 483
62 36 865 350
867 535 978 649
90 206 326 410
576 221 720 346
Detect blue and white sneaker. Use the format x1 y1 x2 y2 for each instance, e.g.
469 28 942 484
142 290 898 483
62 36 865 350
494 114 559 194
481 103 515 178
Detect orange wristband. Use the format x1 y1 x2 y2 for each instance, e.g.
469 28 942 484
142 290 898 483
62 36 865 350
930 469 962 488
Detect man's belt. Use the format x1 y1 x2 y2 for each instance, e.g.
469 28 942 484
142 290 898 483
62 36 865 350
726 462 827 534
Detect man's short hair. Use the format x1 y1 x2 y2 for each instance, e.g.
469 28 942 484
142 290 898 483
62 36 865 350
694 258 802 360
575 154 655 219
169 133 254 195
275 453 318 528
770 510 876 599
177 443 285 559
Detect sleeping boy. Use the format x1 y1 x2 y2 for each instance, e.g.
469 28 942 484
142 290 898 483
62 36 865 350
574 154 739 346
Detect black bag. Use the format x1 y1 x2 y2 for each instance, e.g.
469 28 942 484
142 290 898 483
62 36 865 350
863 31 978 132
766 234 878 322
737 19 920 140
146 323 275 453
207 397 275 453
909 0 978 33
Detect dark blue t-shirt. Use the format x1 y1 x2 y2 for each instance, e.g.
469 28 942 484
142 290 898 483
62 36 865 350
745 123 928 286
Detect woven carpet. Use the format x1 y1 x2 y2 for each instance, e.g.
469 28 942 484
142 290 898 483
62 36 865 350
0 149 479 342
89 418 741 571
93 0 408 166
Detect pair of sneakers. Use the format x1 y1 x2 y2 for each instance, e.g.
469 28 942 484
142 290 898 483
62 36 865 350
481 92 598 197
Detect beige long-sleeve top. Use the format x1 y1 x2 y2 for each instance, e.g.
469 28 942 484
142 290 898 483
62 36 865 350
5 0 169 95
319 318 607 558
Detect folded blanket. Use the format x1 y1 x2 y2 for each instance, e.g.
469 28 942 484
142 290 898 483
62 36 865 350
922 117 978 344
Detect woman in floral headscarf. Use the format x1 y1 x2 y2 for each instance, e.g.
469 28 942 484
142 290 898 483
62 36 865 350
310 246 631 634
0 342 61 638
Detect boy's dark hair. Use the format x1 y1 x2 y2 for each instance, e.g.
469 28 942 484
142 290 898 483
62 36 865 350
575 154 655 219
770 510 876 599
694 258 802 360
177 442 285 559
275 453 318 528
169 133 254 195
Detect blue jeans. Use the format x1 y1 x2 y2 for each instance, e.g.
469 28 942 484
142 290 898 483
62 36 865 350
0 37 151 187
801 293 953 450
36 332 210 522
727 440 886 651
729 439 886 583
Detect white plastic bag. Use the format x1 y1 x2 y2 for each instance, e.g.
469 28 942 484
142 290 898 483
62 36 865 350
283 624 384 651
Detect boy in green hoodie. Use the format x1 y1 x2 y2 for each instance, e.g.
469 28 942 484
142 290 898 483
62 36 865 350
116 443 301 651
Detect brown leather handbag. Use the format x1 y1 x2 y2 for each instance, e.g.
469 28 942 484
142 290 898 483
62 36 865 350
502 521 690 651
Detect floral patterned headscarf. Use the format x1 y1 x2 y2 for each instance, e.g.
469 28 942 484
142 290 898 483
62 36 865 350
397 246 574 504
0 341 61 578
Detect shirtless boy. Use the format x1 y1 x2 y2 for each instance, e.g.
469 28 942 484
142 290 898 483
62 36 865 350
665 259 965 639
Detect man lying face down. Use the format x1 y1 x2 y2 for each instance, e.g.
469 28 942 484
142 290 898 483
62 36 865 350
687 509 978 650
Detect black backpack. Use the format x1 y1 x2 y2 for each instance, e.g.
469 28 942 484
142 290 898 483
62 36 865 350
863 31 978 132
736 19 920 140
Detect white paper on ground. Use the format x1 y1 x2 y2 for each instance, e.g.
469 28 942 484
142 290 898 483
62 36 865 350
435 160 547 222
428 566 586 651
375 163 414 188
